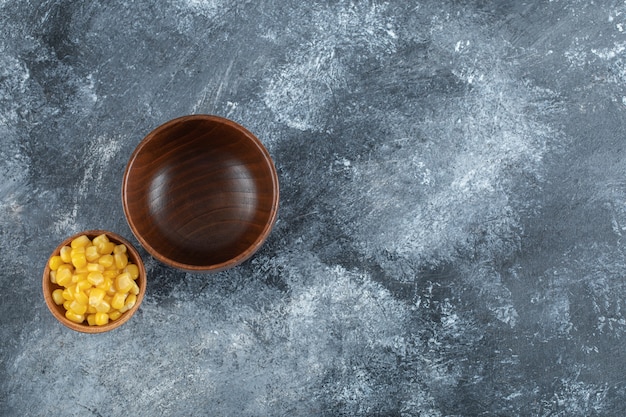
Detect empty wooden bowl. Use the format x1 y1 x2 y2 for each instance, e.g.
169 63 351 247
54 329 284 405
42 230 146 333
122 115 279 272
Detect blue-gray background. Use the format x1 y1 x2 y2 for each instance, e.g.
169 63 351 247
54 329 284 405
2 1 626 415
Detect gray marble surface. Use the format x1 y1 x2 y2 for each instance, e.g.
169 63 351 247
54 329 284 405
2 0 626 415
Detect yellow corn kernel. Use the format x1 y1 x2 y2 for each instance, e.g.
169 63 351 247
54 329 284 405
103 270 118 280
74 265 88 274
57 263 73 273
109 310 122 321
87 271 104 287
57 263 74 273
115 272 133 293
114 252 128 270
62 288 74 301
92 233 109 246
71 246 85 255
48 255 64 271
99 276 112 290
71 252 87 269
76 272 89 281
97 241 115 255
113 244 127 254
51 289 65 305
87 262 104 272
69 300 87 315
56 267 73 287
125 264 139 280
98 254 114 269
94 312 109 326
85 245 100 262
111 292 127 310
89 287 106 306
70 283 83 296
120 293 137 313
74 291 88 306
59 245 72 263
56 272 72 287
95 300 111 313
71 235 91 249
87 314 97 326
63 300 72 311
130 281 140 295
76 280 92 292
65 310 85 323
102 278 115 295
71 272 89 284
49 270 57 284
87 305 97 314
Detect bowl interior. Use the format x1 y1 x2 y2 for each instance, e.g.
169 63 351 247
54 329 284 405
42 230 146 333
123 115 279 271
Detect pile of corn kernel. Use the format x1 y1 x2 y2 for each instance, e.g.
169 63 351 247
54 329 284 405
48 233 140 326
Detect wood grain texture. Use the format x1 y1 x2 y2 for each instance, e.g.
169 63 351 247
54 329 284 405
122 115 279 272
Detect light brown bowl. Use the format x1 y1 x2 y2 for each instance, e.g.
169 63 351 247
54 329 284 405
42 230 146 333
122 114 279 272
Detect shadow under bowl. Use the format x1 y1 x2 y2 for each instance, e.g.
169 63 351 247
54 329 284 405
122 115 279 272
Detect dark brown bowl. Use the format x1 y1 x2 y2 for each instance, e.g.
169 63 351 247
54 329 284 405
122 115 279 272
42 230 146 333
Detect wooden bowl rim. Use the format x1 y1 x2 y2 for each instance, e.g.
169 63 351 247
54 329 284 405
121 114 280 272
42 230 146 333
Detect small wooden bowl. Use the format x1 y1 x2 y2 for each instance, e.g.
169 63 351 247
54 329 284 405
42 230 146 333
122 115 279 272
